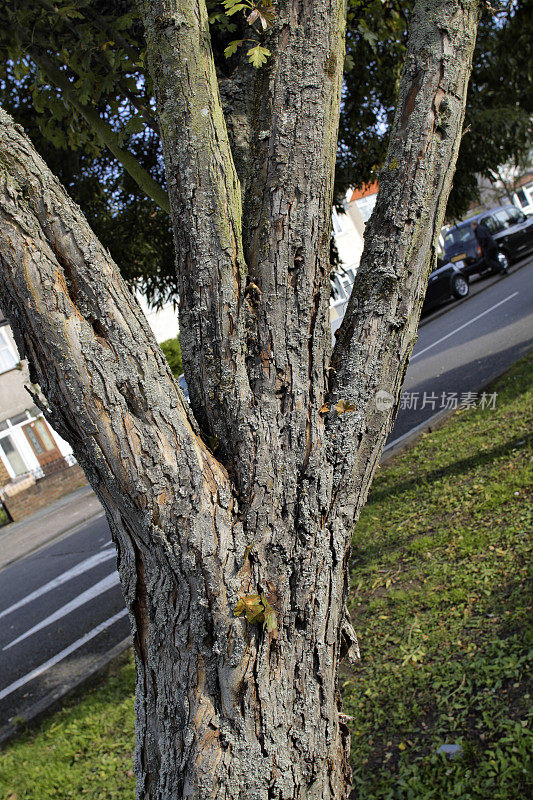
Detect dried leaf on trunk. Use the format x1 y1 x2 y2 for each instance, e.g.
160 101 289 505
335 399 356 413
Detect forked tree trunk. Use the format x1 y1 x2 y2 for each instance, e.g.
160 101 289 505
0 1 479 797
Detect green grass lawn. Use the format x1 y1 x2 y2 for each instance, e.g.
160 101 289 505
0 354 531 800
344 352 532 798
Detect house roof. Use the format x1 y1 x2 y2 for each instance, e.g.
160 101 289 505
515 172 533 190
349 181 379 202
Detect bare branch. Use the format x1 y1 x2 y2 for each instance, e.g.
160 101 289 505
138 0 258 496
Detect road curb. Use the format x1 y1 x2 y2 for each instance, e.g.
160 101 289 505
380 356 529 465
0 636 132 749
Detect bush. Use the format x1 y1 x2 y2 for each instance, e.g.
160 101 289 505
160 336 182 378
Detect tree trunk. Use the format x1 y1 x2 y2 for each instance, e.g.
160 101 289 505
0 1 480 798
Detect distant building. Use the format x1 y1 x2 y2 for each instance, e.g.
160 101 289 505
349 181 380 223
0 292 179 522
329 184 378 336
0 314 75 483
512 173 533 215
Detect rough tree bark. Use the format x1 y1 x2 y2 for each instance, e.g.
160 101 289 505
0 1 480 798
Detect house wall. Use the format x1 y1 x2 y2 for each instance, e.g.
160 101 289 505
513 174 533 215
330 201 366 339
0 326 31 419
0 320 75 485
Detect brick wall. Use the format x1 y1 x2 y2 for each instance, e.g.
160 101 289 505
0 458 10 486
3 463 88 522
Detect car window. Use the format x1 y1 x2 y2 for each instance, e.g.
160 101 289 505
491 207 525 230
495 209 515 229
505 206 526 226
443 224 473 249
482 214 503 234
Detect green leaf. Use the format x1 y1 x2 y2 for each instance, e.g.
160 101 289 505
223 2 248 16
344 53 355 73
261 594 277 633
357 20 379 50
245 605 264 624
264 608 277 633
224 39 243 58
233 594 262 619
124 115 145 135
247 44 270 68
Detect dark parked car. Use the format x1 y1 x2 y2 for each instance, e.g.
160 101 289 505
422 260 469 313
442 204 533 277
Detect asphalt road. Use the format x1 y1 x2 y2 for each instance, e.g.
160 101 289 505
0 516 124 728
0 256 532 730
390 257 533 441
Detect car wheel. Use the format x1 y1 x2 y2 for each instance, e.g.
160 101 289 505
451 274 469 299
496 251 510 272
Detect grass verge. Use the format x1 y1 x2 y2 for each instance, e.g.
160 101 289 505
0 661 136 799
344 352 532 798
0 353 531 799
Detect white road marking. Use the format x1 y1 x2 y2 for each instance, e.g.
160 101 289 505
0 549 115 621
0 608 128 702
411 292 519 362
3 572 120 651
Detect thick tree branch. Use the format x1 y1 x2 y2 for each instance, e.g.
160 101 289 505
217 63 256 189
241 0 346 421
0 107 219 530
327 0 481 523
0 112 255 798
216 0 348 547
139 0 257 496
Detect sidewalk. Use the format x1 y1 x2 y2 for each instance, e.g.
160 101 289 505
0 485 104 571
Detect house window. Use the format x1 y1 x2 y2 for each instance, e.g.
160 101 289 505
0 434 27 476
23 419 56 454
0 330 17 373
332 210 343 234
516 188 528 208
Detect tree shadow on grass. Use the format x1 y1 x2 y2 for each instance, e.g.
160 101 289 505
368 432 531 507
351 431 531 569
